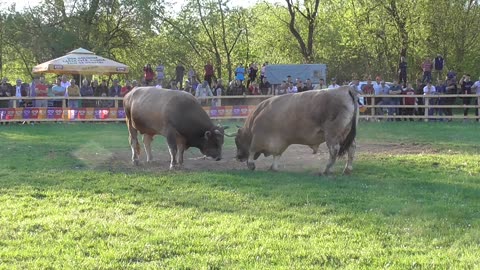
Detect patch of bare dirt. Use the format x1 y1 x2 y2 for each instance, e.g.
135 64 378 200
98 142 440 173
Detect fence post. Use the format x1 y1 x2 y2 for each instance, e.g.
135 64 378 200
370 96 375 120
424 96 429 122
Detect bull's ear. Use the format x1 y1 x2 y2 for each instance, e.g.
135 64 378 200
204 130 211 139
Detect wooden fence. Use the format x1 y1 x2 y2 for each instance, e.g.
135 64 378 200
0 94 479 123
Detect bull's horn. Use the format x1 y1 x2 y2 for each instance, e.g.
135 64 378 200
214 129 223 136
223 125 230 130
236 124 242 129
224 132 236 137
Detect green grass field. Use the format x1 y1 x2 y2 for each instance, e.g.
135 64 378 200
0 122 479 269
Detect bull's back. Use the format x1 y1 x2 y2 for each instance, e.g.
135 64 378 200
249 87 355 145
125 87 199 135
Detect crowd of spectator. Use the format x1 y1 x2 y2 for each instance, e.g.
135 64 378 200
1 55 479 122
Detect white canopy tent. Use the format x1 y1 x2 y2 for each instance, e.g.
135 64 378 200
32 48 129 76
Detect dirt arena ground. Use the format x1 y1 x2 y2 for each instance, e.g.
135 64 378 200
100 142 438 174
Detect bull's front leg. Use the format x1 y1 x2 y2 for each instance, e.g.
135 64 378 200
343 140 356 175
247 152 256 171
323 143 339 175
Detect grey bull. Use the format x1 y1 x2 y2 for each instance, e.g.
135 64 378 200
124 87 226 169
233 86 359 175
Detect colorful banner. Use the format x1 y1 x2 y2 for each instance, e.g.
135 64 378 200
1 106 250 121
203 105 255 117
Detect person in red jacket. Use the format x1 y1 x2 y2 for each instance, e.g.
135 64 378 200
204 61 214 87
143 64 155 86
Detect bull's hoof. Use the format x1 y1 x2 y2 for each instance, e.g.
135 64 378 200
342 168 353 175
132 160 139 166
268 165 278 172
169 164 178 170
247 162 256 171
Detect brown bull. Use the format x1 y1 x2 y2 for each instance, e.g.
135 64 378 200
124 87 226 169
234 86 358 175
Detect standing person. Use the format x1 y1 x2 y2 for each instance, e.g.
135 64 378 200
188 67 196 83
235 64 245 85
287 82 298 93
398 56 407 86
415 79 426 117
460 74 474 119
247 63 258 88
204 61 214 87
195 80 213 105
377 81 390 117
35 76 48 107
14 79 28 107
402 83 416 121
175 63 185 89
444 78 457 121
0 78 13 108
60 75 71 90
66 79 81 108
260 62 268 82
362 79 374 116
423 81 437 118
434 54 445 81
248 82 261 95
435 78 447 120
120 80 133 97
155 62 164 86
259 77 272 95
328 78 340 89
304 78 313 91
421 58 433 83
80 79 94 107
471 77 480 121
315 78 327 90
212 79 224 107
52 78 66 107
388 80 403 120
109 79 122 107
143 64 156 86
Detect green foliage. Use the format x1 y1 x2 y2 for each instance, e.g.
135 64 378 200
0 122 479 268
1 0 480 83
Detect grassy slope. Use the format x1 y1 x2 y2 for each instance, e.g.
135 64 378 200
0 122 479 269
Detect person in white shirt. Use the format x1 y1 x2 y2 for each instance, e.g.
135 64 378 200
287 82 298 93
328 78 340 89
14 79 25 107
195 80 213 105
423 81 437 117
60 75 71 97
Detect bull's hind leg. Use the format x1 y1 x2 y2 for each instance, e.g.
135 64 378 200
343 140 356 175
128 123 141 166
269 155 281 171
166 130 178 170
143 134 154 163
324 142 340 175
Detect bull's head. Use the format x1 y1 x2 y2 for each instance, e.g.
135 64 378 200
201 125 228 161
234 125 250 162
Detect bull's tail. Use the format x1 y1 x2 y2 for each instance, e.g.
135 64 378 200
338 88 358 157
